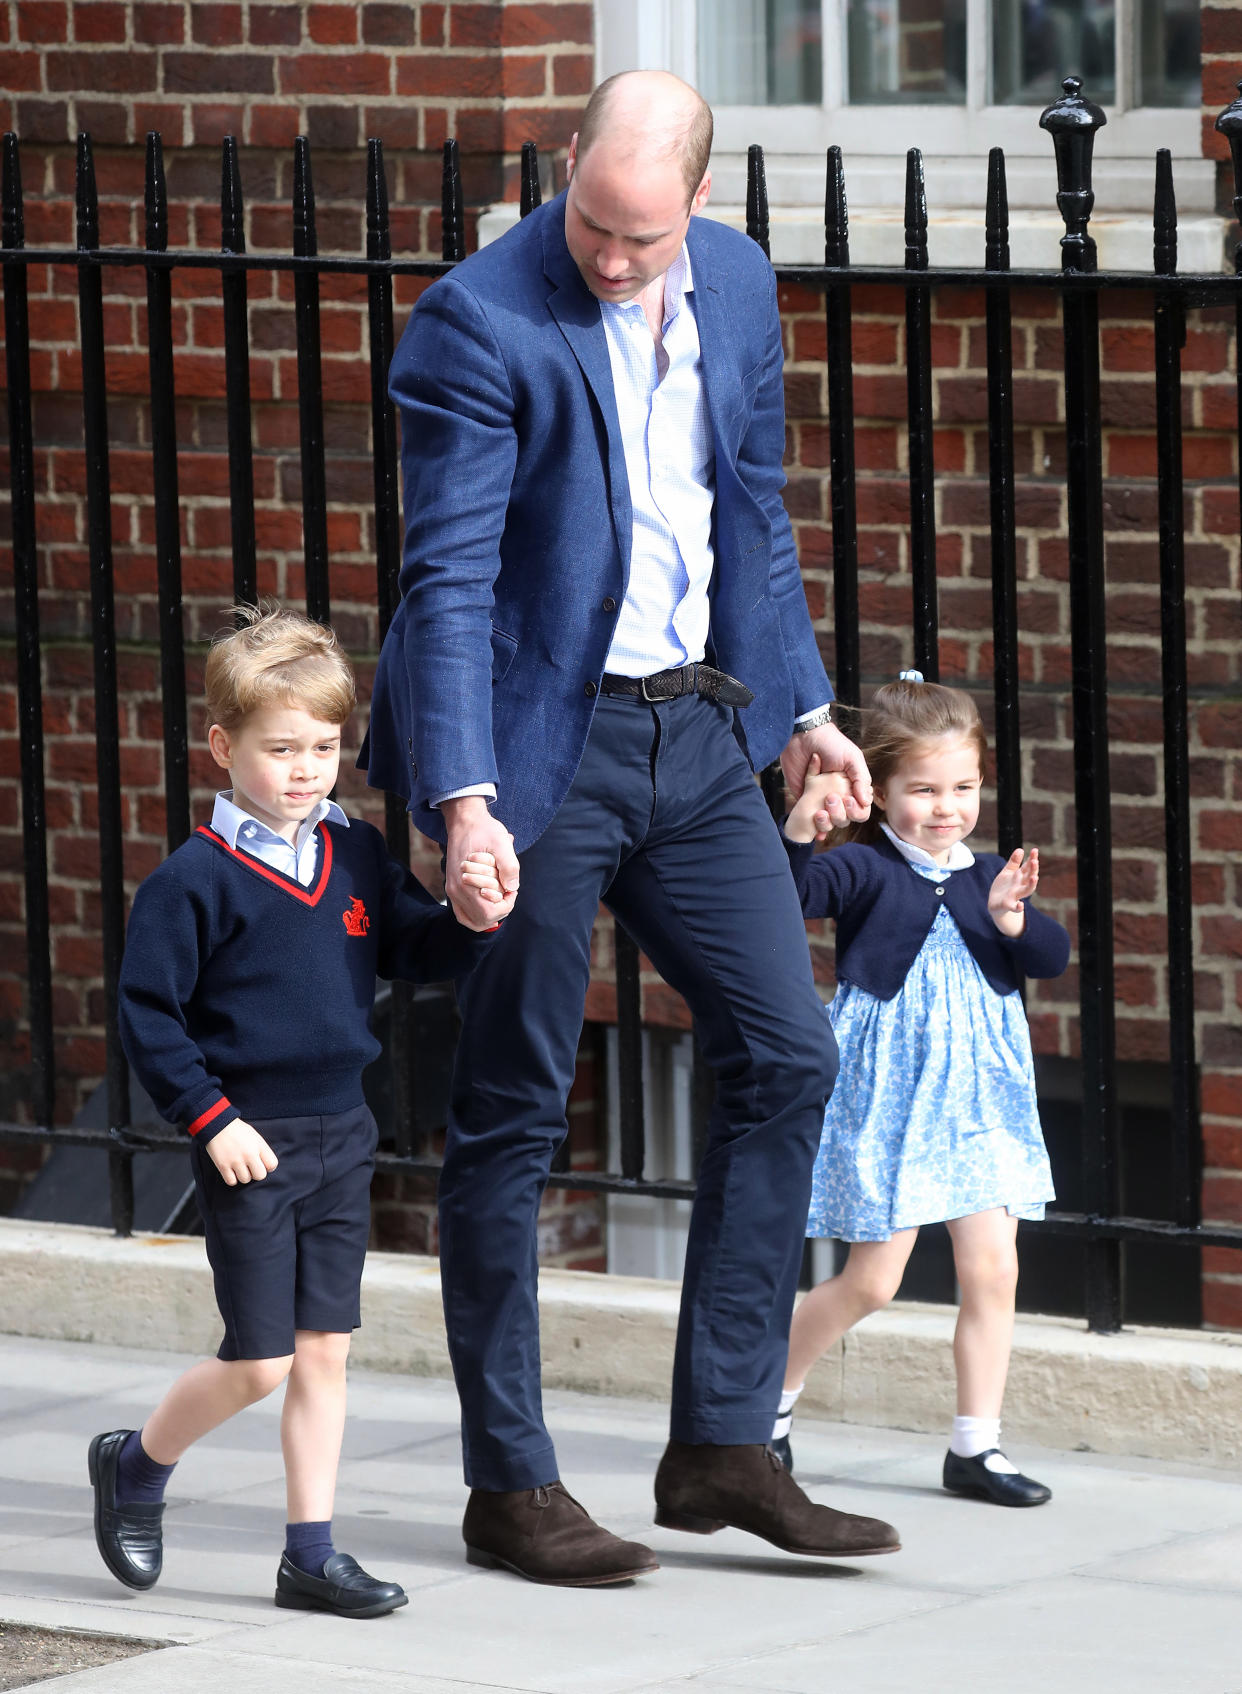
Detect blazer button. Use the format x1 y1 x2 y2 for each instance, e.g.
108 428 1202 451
602 596 616 613
584 681 598 698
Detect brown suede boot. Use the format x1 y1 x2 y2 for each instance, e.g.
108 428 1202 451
654 1441 901 1557
463 1483 660 1586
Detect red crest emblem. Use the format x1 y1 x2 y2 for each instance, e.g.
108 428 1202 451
342 895 370 936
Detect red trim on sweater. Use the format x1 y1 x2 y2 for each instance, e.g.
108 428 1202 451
195 823 335 907
187 1096 233 1138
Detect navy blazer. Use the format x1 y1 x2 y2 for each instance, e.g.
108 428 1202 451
361 194 832 852
785 833 1071 1000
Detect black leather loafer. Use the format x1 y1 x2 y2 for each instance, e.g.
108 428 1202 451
274 1551 408 1618
942 1449 1052 1507
88 1429 165 1590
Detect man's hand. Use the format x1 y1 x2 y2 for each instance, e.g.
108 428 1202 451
784 754 855 843
988 847 1039 938
442 796 520 930
207 1118 279 1187
780 721 872 827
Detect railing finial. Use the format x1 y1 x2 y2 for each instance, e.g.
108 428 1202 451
904 147 928 272
985 147 1010 272
75 132 99 252
367 137 391 262
520 140 541 218
144 131 168 254
746 143 770 258
1153 148 1177 276
1039 75 1107 274
293 135 318 259
824 145 849 268
2 132 24 250
441 137 464 262
221 135 246 255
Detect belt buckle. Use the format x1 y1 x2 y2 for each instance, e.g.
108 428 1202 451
641 665 693 703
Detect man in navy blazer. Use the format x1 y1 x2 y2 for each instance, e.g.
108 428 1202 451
364 71 900 1584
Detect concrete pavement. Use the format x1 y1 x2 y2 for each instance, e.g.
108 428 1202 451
1 1332 1240 1693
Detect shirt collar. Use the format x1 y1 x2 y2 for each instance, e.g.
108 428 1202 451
605 243 693 329
210 790 348 851
881 821 974 874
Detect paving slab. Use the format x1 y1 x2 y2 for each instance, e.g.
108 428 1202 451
1 1333 1239 1694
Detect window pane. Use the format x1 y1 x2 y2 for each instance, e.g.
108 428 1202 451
1137 0 1200 106
993 0 1116 106
698 0 822 106
847 0 966 105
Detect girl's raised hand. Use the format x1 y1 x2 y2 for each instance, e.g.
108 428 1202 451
988 847 1039 936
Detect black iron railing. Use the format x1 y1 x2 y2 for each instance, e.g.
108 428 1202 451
4 77 1242 1334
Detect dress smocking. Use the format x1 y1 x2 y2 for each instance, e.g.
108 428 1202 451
806 858 1055 1243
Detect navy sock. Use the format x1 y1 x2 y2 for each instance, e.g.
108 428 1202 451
115 1430 176 1507
284 1520 335 1577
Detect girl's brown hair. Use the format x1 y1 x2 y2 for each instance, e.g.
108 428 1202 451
834 676 988 847
205 602 356 731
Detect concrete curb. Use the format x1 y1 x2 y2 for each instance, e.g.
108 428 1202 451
2 1217 1240 1468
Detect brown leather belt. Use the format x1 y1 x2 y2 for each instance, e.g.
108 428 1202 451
598 663 754 708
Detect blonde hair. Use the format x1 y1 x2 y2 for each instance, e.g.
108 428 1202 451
204 602 356 731
836 676 988 848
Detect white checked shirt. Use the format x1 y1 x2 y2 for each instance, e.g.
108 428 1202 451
210 791 349 887
599 245 716 676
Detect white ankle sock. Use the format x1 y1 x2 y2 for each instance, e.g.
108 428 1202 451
950 1416 1018 1473
772 1384 803 1441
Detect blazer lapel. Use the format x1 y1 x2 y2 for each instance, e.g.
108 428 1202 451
541 200 633 577
686 218 743 477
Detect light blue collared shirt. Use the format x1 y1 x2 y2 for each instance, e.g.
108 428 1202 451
210 791 349 888
599 245 716 677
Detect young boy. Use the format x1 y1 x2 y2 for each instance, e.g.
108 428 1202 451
92 604 506 1618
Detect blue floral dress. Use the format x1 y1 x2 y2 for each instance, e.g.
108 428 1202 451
806 855 1056 1243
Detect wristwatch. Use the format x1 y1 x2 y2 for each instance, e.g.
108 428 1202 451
791 706 834 733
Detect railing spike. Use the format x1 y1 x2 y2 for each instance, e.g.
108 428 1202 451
293 135 317 259
520 140 541 218
985 146 1009 272
441 137 464 262
75 132 99 252
904 147 928 272
1213 79 1242 272
1153 148 1178 277
144 131 168 254
746 142 770 257
824 145 849 268
1040 76 1107 274
2 133 25 250
367 137 391 262
221 135 246 255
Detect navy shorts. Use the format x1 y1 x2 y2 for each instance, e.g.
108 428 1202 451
191 1103 379 1362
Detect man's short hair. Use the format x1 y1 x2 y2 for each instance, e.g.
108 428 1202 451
205 602 356 731
576 73 713 205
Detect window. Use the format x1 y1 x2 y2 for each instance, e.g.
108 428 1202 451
691 0 1200 111
593 0 1217 259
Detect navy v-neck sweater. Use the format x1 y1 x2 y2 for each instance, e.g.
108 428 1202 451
118 818 493 1144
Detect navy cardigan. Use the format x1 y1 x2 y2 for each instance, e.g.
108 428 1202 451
784 832 1070 1000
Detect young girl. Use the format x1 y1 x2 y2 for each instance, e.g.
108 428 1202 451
772 672 1069 1506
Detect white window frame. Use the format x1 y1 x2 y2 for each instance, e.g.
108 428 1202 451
594 0 1210 211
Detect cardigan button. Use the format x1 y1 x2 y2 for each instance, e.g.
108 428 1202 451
935 886 944 896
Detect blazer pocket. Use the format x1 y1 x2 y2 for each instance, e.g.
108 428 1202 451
490 624 518 682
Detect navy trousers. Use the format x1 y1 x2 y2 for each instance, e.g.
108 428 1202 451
439 692 837 1491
